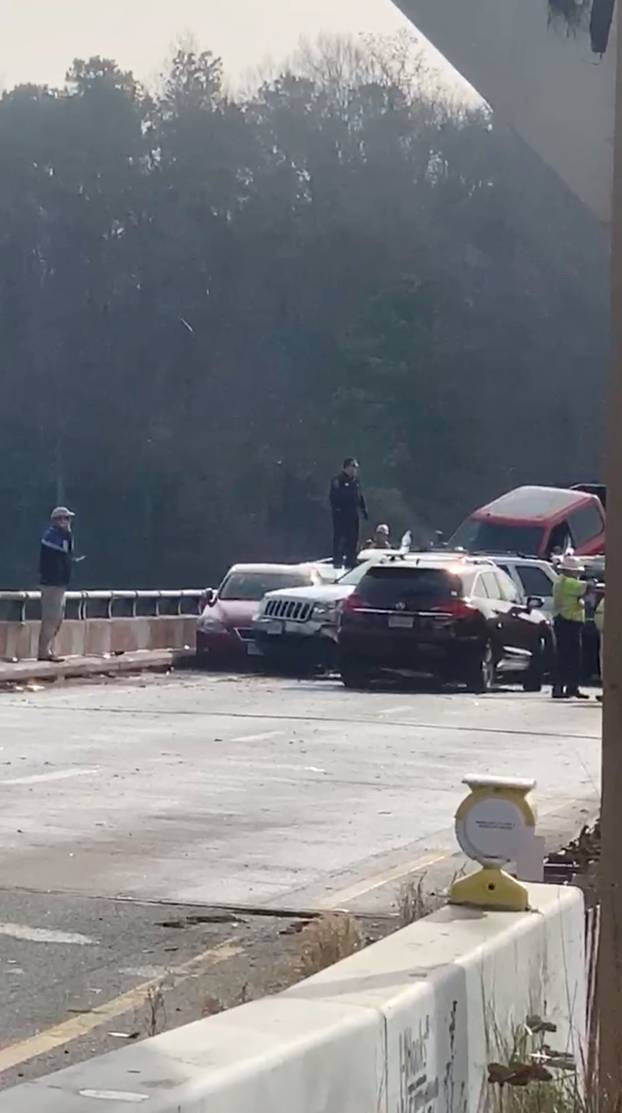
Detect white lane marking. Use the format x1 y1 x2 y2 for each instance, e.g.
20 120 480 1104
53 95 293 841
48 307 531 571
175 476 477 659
0 923 97 945
230 730 283 743
79 1092 149 1104
119 965 167 979
378 704 415 715
1 767 96 786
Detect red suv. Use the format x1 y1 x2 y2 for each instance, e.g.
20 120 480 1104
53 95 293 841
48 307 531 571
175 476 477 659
449 485 605 559
338 557 551 691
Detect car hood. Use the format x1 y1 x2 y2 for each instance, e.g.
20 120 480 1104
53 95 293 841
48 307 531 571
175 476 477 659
203 600 258 626
262 584 354 604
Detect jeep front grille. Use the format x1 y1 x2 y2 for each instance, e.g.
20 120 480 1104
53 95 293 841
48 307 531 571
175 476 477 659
264 599 314 622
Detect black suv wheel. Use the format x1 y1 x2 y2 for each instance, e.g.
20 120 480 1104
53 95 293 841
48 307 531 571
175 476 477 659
464 642 495 694
523 634 546 693
340 657 372 690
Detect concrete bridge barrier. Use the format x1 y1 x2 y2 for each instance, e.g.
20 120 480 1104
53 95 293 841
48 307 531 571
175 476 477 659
0 590 204 659
1 882 585 1112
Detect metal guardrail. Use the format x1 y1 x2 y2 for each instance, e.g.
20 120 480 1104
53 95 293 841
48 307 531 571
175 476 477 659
0 590 206 623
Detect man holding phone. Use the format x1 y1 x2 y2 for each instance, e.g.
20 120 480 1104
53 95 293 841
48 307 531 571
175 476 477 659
38 506 81 661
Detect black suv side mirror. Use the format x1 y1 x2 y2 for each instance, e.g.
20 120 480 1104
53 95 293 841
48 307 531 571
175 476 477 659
202 588 216 606
526 595 544 611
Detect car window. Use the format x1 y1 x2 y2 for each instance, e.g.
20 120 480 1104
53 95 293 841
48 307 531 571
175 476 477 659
449 518 544 555
517 566 554 597
219 570 311 601
482 571 503 599
569 503 605 547
490 570 520 602
356 567 461 608
471 574 489 598
547 520 572 557
338 562 376 586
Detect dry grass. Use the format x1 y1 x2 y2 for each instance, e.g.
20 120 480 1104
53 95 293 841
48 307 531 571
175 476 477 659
297 913 363 978
488 1075 594 1113
201 993 226 1018
145 984 166 1037
396 875 429 926
395 867 467 927
484 1014 594 1113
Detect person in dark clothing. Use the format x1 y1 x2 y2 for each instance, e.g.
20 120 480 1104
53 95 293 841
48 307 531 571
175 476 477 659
38 506 75 661
363 523 392 550
329 457 368 568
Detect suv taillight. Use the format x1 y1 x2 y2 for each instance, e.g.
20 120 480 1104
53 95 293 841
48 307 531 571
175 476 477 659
343 593 365 612
431 599 477 619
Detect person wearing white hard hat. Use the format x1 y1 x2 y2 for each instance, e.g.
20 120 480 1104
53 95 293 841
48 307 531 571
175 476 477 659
551 552 589 700
38 507 76 662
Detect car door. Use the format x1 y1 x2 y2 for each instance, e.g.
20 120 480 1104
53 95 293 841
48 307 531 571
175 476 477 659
470 571 508 662
485 569 533 671
514 563 556 619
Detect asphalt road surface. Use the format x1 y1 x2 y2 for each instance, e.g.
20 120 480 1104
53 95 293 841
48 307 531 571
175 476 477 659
0 670 601 1088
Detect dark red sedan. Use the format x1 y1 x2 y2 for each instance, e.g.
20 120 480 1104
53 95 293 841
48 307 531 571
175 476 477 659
196 563 329 666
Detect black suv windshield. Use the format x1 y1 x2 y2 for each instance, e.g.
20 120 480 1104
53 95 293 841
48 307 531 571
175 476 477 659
356 566 461 608
338 562 376 586
220 571 310 601
450 519 544 556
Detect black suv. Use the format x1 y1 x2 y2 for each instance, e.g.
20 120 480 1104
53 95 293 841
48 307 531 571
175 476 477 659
338 557 551 691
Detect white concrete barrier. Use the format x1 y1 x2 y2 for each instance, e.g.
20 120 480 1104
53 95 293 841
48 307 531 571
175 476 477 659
1 883 585 1113
0 617 198 660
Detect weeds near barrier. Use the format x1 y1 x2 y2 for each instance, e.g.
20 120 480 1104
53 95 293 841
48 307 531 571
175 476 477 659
297 913 363 977
201 993 226 1018
395 867 467 926
145 984 166 1037
488 1070 593 1113
396 875 429 926
485 1014 592 1113
201 982 249 1018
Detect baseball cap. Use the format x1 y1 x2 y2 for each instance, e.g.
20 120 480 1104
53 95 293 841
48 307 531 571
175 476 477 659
51 506 75 520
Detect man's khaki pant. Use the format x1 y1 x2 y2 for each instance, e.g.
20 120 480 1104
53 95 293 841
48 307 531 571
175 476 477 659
38 587 66 660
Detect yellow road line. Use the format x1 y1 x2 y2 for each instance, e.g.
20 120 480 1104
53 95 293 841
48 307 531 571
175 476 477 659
0 799 594 1071
0 938 242 1073
319 797 593 910
320 850 450 909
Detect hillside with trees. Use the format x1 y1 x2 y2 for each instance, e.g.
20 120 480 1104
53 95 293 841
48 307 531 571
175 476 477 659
0 38 608 587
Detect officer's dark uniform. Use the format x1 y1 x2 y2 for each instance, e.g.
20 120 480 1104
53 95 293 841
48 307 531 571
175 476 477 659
329 471 368 568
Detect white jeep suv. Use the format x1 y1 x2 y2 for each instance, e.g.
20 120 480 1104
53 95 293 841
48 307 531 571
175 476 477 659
253 551 478 671
254 556 398 670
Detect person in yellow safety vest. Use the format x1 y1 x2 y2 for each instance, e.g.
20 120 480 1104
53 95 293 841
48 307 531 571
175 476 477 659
595 595 605 703
552 553 589 700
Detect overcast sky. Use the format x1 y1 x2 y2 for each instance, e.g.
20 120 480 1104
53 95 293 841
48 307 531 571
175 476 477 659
1 0 472 93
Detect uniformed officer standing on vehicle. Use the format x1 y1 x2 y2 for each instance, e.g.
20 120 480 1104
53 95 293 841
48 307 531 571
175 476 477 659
551 553 589 700
330 457 368 569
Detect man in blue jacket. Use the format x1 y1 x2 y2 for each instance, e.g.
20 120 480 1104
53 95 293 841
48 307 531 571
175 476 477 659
329 458 368 568
38 506 76 661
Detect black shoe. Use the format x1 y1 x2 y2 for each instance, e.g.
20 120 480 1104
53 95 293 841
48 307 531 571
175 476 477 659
566 689 590 700
551 688 566 699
